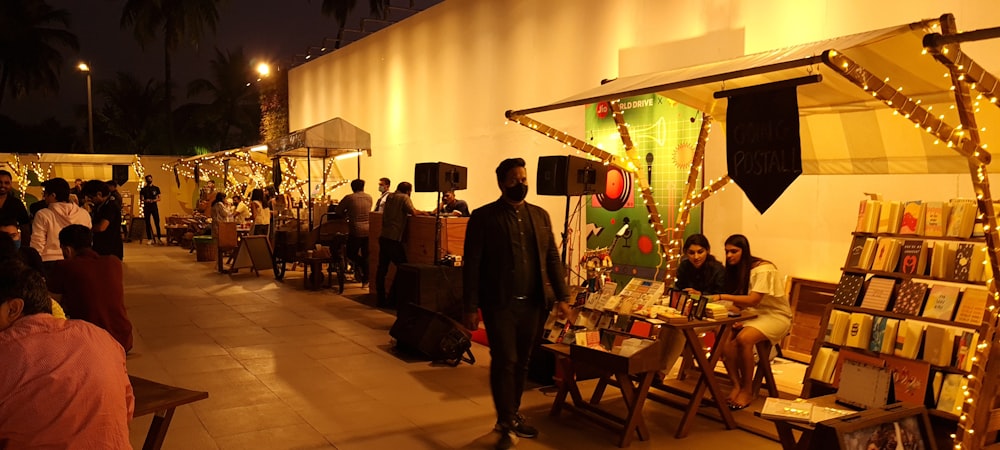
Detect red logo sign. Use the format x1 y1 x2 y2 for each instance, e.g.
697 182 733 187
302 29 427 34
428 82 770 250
596 102 610 119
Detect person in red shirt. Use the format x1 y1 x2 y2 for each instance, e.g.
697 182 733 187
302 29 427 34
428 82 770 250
0 260 133 448
47 224 133 352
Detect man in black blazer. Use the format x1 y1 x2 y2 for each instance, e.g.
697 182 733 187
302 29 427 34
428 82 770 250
463 157 574 449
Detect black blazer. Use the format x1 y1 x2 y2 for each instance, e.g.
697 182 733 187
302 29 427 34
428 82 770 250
463 198 570 312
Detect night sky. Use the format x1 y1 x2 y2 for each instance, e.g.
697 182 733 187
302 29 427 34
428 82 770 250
2 0 431 124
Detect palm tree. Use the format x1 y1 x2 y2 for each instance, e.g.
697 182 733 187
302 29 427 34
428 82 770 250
186 47 261 150
119 0 221 152
320 0 389 49
95 72 167 155
0 0 79 107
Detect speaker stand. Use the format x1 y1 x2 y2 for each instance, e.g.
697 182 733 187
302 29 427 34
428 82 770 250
433 191 443 264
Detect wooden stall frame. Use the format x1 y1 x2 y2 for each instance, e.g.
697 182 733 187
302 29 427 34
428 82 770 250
507 14 1000 449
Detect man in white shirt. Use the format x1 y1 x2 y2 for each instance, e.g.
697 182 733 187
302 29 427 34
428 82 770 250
30 178 92 274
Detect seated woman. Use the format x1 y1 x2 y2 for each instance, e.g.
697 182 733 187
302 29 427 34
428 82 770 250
657 234 727 381
708 234 791 410
674 233 725 295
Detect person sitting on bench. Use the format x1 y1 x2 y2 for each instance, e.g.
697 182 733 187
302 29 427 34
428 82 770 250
0 260 133 448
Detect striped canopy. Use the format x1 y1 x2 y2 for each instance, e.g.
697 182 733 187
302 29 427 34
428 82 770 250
509 18 1000 174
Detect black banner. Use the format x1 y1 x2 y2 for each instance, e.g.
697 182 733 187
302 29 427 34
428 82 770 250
726 85 802 214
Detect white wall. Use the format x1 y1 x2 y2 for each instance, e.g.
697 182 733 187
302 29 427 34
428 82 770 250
289 0 1000 284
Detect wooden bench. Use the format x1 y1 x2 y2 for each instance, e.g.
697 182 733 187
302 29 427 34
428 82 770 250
131 375 208 450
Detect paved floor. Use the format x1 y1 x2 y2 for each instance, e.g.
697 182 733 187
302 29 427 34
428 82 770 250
123 243 783 449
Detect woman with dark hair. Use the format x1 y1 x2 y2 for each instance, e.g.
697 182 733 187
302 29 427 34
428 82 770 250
674 233 725 294
211 192 231 230
249 188 270 236
708 234 791 410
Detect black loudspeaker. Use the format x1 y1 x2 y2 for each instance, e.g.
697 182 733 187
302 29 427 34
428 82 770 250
536 155 608 196
414 162 468 192
112 165 130 185
389 302 475 366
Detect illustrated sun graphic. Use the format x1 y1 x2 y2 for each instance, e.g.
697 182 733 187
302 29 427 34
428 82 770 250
673 143 695 169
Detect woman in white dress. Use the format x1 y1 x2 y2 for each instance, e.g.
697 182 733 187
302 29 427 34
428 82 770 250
707 234 791 410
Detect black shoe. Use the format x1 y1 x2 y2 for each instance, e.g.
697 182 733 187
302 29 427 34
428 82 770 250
494 414 538 439
494 431 516 450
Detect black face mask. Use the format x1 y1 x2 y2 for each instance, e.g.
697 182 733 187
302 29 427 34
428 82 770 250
503 183 528 203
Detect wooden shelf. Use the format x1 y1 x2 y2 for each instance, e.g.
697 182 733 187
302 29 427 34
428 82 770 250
819 341 971 374
927 408 960 421
829 304 981 330
852 231 985 243
840 267 986 287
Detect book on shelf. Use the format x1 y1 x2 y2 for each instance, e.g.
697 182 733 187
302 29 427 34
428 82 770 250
930 242 958 280
856 199 882 233
832 348 885 387
574 330 604 349
628 320 654 339
894 320 925 359
869 316 900 354
858 276 897 311
883 353 932 405
921 325 956 367
924 201 951 237
930 371 944 407
832 273 866 307
892 280 928 316
877 200 903 234
870 237 900 272
825 309 852 346
858 237 878 270
954 287 988 325
946 198 978 238
837 359 893 409
921 284 961 320
955 330 979 372
897 239 928 276
952 243 987 282
936 373 968 415
899 201 926 235
844 312 874 349
844 235 868 268
810 347 839 384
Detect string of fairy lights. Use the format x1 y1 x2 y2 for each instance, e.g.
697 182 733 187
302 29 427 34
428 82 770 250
827 28 1000 446
509 15 1000 448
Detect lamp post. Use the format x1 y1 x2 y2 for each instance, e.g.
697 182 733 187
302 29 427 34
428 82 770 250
77 62 94 153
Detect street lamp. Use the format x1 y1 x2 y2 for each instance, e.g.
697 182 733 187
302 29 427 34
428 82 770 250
77 62 94 153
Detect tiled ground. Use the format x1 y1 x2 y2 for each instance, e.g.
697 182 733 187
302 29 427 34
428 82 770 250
123 243 783 449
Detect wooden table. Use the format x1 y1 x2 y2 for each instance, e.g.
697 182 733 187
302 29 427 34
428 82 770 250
543 337 666 448
131 375 209 450
643 313 757 438
755 394 857 450
301 256 333 290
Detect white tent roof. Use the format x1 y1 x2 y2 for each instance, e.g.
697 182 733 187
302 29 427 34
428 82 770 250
267 117 372 159
509 18 1000 174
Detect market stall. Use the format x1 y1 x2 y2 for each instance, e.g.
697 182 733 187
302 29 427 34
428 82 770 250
266 117 372 284
507 14 1000 449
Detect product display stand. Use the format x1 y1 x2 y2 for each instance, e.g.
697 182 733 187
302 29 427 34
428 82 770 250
543 337 666 448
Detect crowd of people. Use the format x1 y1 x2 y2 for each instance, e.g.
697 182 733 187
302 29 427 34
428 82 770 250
0 172 134 447
0 164 795 450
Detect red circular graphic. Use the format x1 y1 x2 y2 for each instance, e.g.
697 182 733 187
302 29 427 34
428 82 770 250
596 102 610 119
610 218 616 225
637 235 654 254
606 170 624 198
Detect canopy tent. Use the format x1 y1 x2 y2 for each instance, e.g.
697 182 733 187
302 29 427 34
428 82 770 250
507 15 1000 449
166 147 273 194
267 117 373 229
509 19 1000 175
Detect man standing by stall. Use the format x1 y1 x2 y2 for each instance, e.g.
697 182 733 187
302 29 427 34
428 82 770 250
82 180 123 260
375 181 426 307
0 170 29 243
433 190 470 217
338 179 373 286
463 158 574 450
140 174 163 245
374 177 391 212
